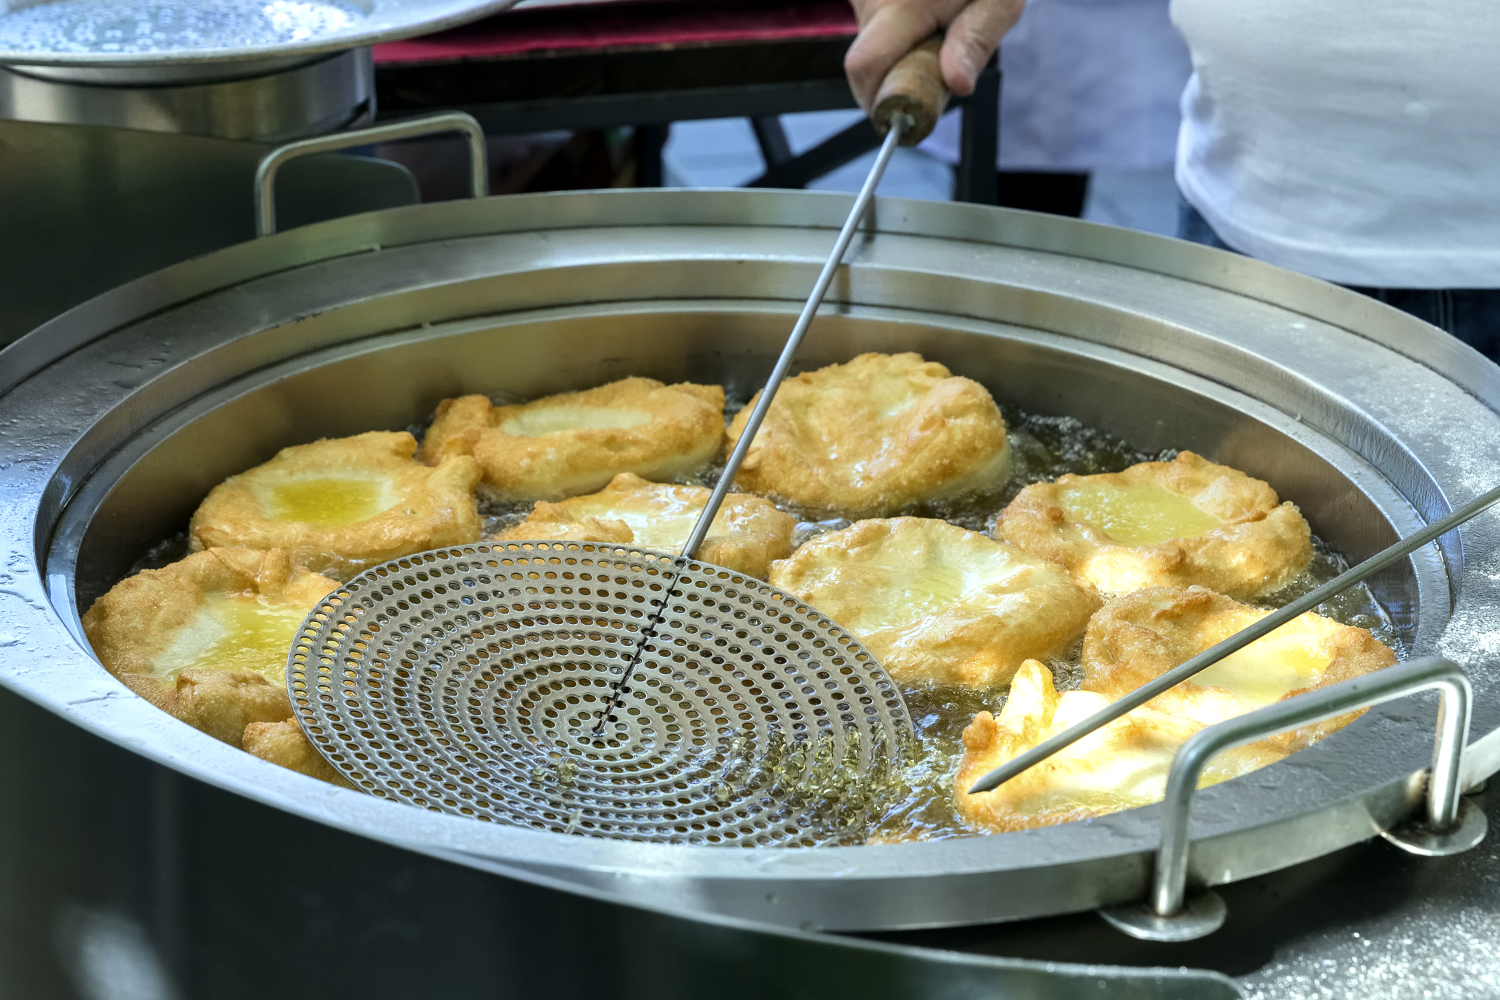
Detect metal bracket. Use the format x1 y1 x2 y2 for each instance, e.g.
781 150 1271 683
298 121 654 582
1381 794 1488 856
1100 656 1486 942
253 110 487 237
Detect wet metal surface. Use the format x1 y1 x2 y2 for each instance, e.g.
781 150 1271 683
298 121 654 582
874 785 1500 999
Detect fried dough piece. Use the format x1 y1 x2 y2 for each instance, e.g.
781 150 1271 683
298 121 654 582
725 353 1011 518
955 661 1280 832
768 518 1098 687
419 377 726 501
81 548 337 749
190 431 482 581
996 451 1312 599
497 472 794 578
1081 586 1395 752
244 720 353 788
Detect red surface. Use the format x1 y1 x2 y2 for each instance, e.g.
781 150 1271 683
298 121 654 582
373 0 858 64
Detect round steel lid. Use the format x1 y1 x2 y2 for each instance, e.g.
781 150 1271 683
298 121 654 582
0 0 513 67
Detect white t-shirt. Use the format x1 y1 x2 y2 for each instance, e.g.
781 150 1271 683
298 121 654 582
923 0 1191 172
1173 0 1500 288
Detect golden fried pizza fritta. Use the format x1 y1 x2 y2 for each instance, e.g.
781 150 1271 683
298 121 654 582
189 430 482 581
725 353 1011 517
418 377 726 501
243 719 353 788
1080 586 1395 752
498 472 795 579
996 451 1312 599
81 548 337 749
768 518 1098 688
954 660 1280 833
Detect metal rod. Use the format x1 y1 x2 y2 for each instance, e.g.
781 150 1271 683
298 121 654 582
678 118 907 561
1148 657 1470 916
254 110 487 237
591 117 909 737
968 481 1500 794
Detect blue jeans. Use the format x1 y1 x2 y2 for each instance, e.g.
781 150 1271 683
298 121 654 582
1177 201 1500 362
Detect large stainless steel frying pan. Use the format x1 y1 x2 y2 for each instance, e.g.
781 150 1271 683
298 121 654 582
2 187 1498 936
0 0 515 67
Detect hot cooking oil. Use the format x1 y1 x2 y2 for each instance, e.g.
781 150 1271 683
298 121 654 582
851 410 1400 844
130 394 1404 847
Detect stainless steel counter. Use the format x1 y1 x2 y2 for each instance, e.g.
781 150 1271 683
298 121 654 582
879 784 1499 999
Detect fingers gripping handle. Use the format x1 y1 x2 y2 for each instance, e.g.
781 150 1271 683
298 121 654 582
872 35 949 146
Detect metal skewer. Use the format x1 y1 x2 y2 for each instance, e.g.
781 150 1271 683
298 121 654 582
592 112 922 736
677 119 907 564
593 36 950 737
967 482 1500 794
677 30 948 565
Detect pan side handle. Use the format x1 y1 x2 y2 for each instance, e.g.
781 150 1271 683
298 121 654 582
1099 656 1486 943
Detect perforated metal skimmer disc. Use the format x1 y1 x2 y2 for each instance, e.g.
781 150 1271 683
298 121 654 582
289 542 915 847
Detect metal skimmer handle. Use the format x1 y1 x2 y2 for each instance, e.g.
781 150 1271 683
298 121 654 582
969 481 1500 795
254 111 488 237
1101 656 1486 942
678 116 908 561
592 118 909 737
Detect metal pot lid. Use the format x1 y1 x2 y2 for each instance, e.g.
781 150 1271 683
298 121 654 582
0 0 514 67
3 190 1499 933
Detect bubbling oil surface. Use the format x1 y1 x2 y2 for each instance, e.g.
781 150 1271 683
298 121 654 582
469 399 1402 843
858 406 1400 842
132 398 1401 845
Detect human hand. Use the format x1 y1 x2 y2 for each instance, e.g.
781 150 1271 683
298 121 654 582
844 0 1024 112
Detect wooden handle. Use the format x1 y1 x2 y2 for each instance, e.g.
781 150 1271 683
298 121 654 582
872 35 949 146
